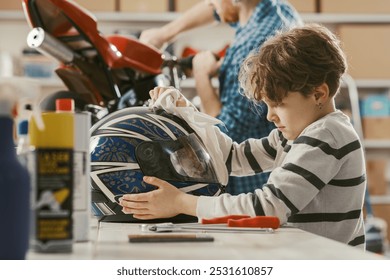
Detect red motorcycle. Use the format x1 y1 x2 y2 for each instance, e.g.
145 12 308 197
22 0 189 122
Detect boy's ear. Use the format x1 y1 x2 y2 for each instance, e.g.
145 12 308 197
314 83 330 101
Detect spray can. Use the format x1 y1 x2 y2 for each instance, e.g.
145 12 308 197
29 98 74 253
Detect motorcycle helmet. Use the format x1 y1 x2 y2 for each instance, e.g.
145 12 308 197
90 106 224 223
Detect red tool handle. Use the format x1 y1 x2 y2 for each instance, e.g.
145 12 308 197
201 215 250 224
228 216 280 229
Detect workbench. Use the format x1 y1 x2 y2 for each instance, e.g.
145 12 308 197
26 221 385 260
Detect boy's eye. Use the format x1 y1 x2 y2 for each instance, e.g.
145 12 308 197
262 98 282 108
270 101 281 107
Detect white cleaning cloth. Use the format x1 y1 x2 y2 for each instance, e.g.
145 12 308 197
149 87 228 186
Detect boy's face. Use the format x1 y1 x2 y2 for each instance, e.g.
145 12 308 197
263 91 320 140
205 0 239 23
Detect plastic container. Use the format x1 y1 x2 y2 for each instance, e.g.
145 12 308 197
73 111 91 242
0 76 45 259
16 119 30 166
0 114 30 259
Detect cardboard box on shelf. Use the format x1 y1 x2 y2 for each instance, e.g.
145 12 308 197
320 0 390 14
0 2 23 10
73 0 116 12
362 117 390 139
337 24 390 79
366 160 388 196
119 0 168 13
361 94 390 117
371 204 390 244
288 0 317 13
175 0 202 12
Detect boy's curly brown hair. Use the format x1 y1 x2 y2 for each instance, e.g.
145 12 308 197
239 24 347 104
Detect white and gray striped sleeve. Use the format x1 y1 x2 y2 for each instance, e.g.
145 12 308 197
197 124 362 223
226 129 281 176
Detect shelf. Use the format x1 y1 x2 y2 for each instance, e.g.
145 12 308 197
364 140 390 149
0 11 178 24
3 11 390 24
0 11 25 21
364 140 390 160
370 195 390 204
100 12 390 25
302 13 390 24
352 79 390 88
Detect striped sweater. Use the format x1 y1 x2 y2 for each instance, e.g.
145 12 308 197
197 110 366 248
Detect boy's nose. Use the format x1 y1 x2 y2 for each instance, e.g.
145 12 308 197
266 108 276 123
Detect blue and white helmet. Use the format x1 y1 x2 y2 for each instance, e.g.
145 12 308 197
90 106 224 222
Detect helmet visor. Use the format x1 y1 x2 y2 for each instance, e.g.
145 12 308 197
136 133 219 184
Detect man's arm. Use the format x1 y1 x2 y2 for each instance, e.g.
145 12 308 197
193 51 222 117
139 2 215 49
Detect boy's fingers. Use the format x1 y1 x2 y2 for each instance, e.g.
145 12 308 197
121 193 148 201
143 176 168 187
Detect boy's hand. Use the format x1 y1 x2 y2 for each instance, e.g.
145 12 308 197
119 176 197 219
149 86 187 107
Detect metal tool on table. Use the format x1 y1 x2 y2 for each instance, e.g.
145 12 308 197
141 215 280 234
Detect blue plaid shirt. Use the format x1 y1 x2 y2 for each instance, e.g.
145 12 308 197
216 0 302 194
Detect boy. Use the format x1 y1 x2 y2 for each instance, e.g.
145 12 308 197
120 24 366 248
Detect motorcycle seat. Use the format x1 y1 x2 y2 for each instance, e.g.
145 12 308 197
107 35 163 75
23 0 163 75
